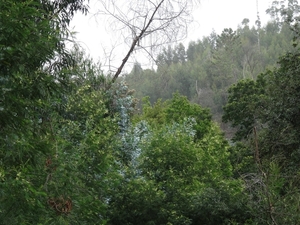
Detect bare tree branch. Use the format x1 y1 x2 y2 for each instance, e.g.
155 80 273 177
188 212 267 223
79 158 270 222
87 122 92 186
110 0 165 84
95 0 199 88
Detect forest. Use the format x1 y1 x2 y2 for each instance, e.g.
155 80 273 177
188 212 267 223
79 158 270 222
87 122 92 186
1 0 300 224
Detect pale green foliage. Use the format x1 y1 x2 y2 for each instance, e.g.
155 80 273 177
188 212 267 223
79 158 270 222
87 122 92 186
108 94 248 225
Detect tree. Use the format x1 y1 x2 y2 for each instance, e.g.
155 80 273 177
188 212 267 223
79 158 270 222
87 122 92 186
107 94 249 225
224 50 300 171
55 74 119 224
124 21 296 139
0 1 106 223
96 0 200 85
223 47 300 225
222 75 266 141
203 28 242 121
223 5 300 220
156 45 174 67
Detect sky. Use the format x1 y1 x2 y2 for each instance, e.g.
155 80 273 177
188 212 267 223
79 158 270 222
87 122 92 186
70 0 273 72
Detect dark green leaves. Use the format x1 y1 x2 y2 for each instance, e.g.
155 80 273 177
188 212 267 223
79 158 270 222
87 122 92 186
222 75 266 141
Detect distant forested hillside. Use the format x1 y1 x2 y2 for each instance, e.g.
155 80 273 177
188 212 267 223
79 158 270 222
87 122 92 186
124 18 295 136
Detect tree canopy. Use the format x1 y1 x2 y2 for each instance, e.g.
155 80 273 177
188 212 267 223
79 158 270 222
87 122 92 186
2 0 300 224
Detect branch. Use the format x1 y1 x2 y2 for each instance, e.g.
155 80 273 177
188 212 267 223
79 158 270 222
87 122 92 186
253 127 278 225
107 0 165 88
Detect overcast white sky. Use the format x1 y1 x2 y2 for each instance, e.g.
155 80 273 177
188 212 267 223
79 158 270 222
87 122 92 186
70 0 273 72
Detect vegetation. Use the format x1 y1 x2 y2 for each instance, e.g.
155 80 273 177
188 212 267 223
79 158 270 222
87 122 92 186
1 0 300 224
125 13 296 132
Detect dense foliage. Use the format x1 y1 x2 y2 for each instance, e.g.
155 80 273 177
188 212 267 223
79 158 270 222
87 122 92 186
2 0 300 224
223 48 300 225
107 94 248 225
222 1 300 223
0 0 117 224
125 14 295 132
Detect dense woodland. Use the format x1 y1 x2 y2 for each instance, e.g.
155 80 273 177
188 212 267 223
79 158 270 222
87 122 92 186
1 0 300 224
125 15 296 135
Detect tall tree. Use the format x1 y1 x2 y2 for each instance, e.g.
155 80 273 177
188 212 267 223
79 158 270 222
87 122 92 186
223 48 300 225
0 0 90 223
